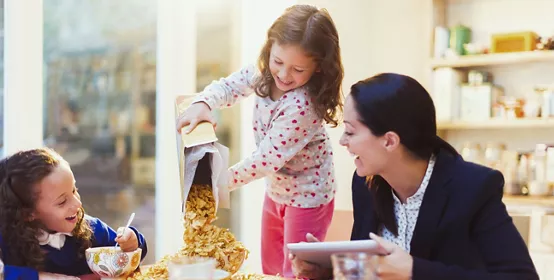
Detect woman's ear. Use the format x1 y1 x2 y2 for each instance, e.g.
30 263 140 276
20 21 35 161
382 131 401 152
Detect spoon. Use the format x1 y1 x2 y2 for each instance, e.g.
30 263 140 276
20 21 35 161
115 212 135 248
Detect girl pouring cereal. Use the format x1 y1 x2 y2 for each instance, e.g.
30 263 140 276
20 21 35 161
176 4 344 277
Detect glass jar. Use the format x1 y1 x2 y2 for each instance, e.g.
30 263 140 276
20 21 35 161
524 89 543 118
517 153 530 195
528 144 549 196
484 142 506 170
167 256 216 280
534 85 554 119
500 96 524 119
502 150 520 195
461 142 483 164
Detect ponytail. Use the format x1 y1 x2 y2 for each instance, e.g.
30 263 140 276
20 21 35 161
369 175 397 236
433 135 458 156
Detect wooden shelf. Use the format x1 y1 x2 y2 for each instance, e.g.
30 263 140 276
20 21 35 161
503 195 554 208
431 51 554 69
437 118 554 130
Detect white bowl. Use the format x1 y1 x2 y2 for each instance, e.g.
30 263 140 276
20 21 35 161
85 246 142 280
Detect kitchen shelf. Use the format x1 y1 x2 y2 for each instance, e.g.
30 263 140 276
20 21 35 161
431 51 554 69
437 118 554 130
503 195 554 208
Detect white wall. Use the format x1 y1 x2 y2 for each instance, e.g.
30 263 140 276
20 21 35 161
3 0 44 155
196 0 233 71
155 0 196 259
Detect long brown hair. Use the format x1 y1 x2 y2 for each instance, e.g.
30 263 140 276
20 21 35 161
253 4 344 127
0 148 92 270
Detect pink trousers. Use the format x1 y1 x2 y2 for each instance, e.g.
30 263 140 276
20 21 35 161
261 194 334 278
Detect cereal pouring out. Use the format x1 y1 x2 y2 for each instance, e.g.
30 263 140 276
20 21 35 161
128 185 249 279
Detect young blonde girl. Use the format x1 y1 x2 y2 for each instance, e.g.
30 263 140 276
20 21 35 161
176 4 343 277
0 148 148 280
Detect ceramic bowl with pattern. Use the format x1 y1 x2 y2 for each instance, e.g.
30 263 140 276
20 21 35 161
85 246 142 279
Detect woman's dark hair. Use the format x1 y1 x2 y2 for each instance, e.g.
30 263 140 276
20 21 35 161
350 73 458 236
0 148 92 270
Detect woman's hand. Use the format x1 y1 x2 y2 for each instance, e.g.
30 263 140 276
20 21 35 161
370 232 413 280
38 272 79 280
115 227 139 252
289 233 333 280
175 102 216 134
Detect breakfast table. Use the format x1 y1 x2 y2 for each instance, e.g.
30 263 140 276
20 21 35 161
135 265 292 280
78 266 293 279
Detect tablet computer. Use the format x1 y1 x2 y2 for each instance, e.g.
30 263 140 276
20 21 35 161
287 240 381 268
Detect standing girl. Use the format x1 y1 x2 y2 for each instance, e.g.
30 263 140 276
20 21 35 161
176 4 343 277
0 148 148 280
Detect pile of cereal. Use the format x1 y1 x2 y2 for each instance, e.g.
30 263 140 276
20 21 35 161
231 273 288 280
129 185 249 279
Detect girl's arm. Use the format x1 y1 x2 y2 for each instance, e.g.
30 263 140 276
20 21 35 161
192 64 257 109
88 217 148 261
228 90 322 189
0 238 78 280
4 265 39 280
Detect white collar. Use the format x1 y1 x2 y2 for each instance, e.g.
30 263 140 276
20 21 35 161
37 230 73 250
391 154 436 205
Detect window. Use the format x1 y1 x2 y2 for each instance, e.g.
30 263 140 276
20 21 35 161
43 0 157 264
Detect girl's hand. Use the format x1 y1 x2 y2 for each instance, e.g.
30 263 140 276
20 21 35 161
175 102 216 134
38 272 79 280
370 232 413 280
289 233 332 280
115 227 139 252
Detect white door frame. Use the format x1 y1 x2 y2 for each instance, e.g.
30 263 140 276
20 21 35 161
154 0 197 259
3 0 44 155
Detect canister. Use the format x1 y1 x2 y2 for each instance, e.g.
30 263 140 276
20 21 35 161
450 25 471 55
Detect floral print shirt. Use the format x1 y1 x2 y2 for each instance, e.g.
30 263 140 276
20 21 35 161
192 64 336 208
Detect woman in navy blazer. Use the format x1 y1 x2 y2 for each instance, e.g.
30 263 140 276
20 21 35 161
290 73 538 280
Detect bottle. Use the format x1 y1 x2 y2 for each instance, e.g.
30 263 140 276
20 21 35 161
528 144 549 196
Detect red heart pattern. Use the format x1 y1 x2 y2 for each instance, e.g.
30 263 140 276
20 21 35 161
193 68 337 209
